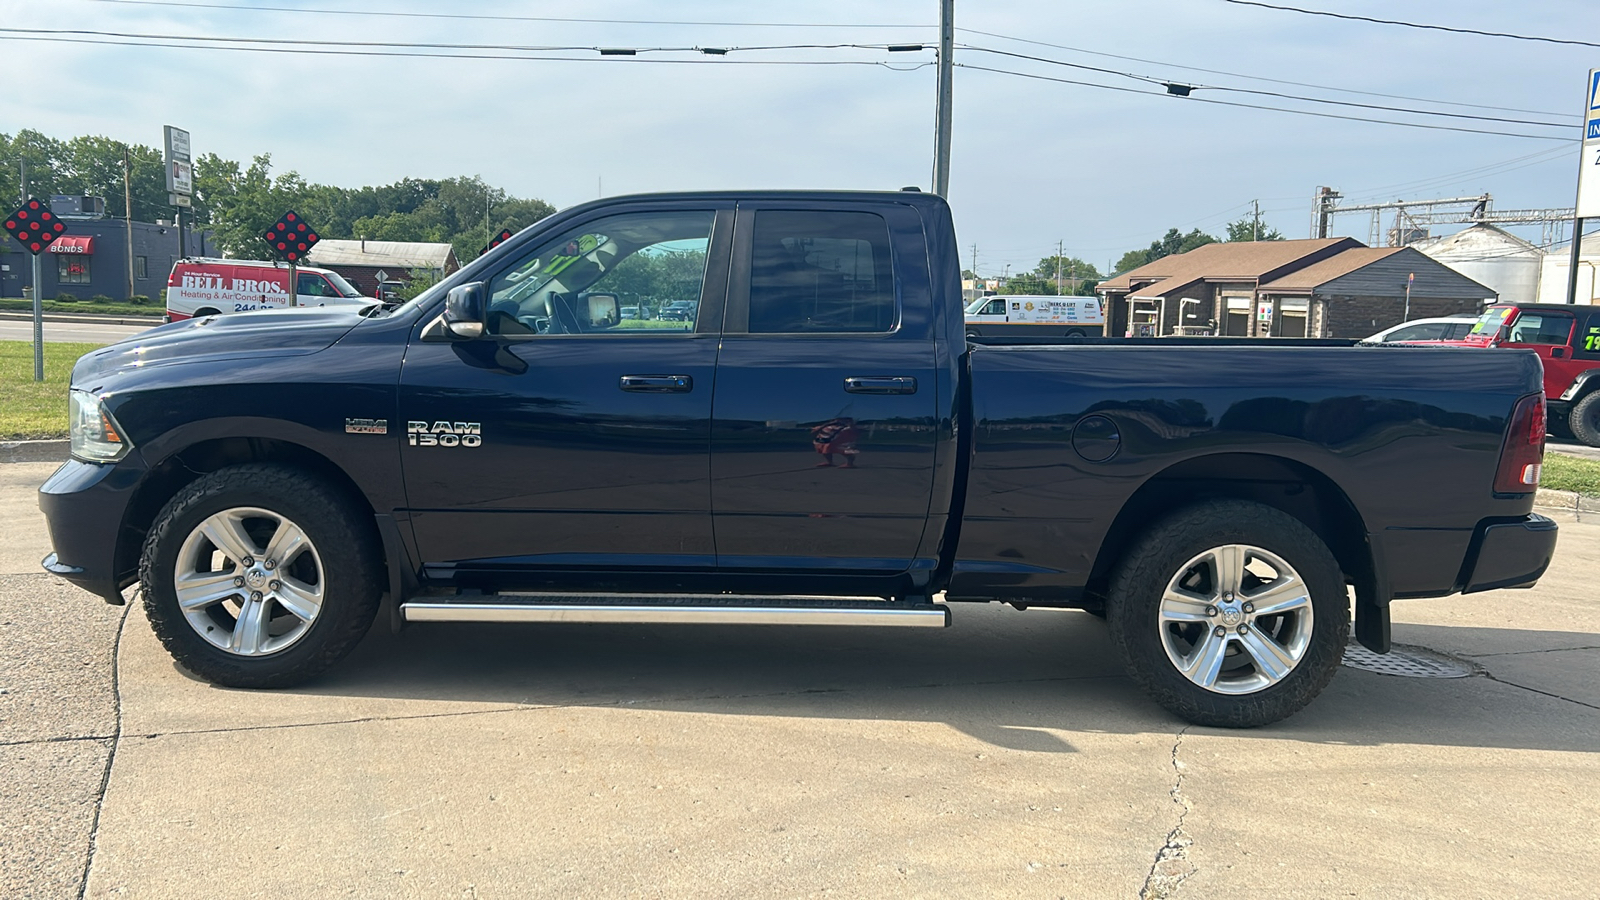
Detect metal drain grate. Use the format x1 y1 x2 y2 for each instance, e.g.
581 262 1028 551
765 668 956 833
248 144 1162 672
1342 643 1474 678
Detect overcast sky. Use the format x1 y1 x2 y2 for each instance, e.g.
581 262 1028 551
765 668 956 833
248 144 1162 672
2 0 1594 275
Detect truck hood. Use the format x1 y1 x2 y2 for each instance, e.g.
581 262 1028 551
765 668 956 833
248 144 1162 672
72 306 375 385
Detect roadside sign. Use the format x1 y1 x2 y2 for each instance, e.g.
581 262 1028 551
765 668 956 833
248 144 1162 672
373 269 390 283
479 228 514 257
164 125 193 196
263 210 320 262
168 192 192 208
1578 69 1600 219
3 198 68 254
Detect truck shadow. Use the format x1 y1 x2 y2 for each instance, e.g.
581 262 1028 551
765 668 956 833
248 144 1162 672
268 603 1599 754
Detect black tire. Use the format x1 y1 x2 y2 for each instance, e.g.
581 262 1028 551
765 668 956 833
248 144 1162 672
140 463 382 688
1106 500 1348 728
1569 393 1600 448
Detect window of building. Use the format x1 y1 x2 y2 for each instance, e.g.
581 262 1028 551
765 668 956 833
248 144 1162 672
747 211 896 333
58 255 91 285
135 256 147 280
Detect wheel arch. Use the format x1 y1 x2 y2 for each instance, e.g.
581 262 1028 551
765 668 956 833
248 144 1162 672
1086 451 1385 650
115 436 385 591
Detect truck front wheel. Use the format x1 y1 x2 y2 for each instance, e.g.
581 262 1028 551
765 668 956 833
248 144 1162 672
1568 393 1600 447
1106 500 1348 727
139 464 382 688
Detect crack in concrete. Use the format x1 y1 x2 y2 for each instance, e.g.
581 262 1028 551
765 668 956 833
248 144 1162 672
77 600 129 900
1465 645 1600 659
1479 671 1600 711
0 734 116 749
1139 725 1195 900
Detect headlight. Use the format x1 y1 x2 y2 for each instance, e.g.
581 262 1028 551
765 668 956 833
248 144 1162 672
68 390 131 462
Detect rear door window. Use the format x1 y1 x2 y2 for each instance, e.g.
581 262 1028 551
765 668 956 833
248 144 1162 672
1388 322 1447 341
1505 313 1574 345
746 210 896 333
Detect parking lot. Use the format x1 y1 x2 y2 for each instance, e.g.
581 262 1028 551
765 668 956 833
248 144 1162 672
0 459 1594 899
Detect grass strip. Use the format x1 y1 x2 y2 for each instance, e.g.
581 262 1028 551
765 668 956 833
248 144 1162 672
0 341 102 439
1543 452 1600 497
0 298 163 317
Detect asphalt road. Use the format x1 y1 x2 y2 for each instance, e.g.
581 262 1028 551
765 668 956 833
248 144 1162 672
1 460 1596 899
0 319 153 345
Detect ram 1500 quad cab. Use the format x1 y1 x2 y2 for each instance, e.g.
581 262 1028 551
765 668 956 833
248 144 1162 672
39 191 1559 727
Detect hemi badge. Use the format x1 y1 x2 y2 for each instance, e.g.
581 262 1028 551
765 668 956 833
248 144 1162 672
345 418 388 435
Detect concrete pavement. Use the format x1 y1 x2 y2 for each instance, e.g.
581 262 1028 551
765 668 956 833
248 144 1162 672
1 460 1595 899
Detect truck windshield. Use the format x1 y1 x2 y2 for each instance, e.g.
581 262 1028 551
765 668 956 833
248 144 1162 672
324 271 364 298
1469 306 1515 339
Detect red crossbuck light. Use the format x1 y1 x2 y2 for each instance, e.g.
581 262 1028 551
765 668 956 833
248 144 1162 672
261 210 321 262
3 198 68 255
1493 392 1545 493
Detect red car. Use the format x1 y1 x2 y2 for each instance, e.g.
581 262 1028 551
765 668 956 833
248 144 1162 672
1455 304 1600 446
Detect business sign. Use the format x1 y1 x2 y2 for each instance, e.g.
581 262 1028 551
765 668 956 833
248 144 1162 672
164 125 193 197
1579 69 1600 219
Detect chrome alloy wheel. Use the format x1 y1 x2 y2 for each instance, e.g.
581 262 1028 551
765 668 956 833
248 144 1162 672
1156 543 1313 695
172 507 325 657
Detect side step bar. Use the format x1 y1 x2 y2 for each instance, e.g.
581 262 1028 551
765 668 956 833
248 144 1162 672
401 594 950 628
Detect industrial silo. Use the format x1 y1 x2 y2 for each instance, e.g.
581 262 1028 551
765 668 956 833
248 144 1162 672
1415 224 1543 306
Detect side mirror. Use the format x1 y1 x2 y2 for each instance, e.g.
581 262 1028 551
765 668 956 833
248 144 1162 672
579 291 619 327
443 282 486 338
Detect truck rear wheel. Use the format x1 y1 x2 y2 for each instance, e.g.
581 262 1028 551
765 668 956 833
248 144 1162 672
1569 393 1600 448
1106 500 1348 727
139 464 382 688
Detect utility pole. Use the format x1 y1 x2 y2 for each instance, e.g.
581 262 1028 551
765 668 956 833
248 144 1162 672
970 243 978 279
1056 239 1063 294
932 0 954 196
123 146 135 299
1252 199 1260 241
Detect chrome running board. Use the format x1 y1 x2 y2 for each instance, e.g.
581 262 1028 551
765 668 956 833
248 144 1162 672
401 594 949 627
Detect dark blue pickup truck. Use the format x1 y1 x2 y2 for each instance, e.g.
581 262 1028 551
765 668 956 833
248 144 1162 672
39 191 1558 726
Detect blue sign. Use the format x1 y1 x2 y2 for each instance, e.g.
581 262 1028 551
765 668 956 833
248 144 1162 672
1592 70 1600 111
1590 118 1600 141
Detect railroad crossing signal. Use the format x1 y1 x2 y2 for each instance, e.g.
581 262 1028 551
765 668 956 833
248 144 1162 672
263 210 320 262
3 198 68 254
479 228 514 257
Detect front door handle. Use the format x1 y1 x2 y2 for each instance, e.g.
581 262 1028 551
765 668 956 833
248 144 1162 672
620 374 693 393
845 376 917 395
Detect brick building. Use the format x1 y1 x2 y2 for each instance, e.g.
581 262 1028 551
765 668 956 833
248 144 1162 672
1098 238 1494 338
1255 247 1495 338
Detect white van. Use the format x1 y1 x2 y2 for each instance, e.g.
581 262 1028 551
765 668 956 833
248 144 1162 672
165 258 374 321
964 294 1106 337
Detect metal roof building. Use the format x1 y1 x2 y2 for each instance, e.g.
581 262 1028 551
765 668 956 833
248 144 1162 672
302 239 459 296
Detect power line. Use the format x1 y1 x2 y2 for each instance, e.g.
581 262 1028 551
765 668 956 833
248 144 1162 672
954 64 1578 142
958 27 1571 118
73 0 929 29
1219 0 1600 49
959 45 1574 128
0 27 923 55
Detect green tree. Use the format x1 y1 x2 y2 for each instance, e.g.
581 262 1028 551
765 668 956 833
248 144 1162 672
1224 212 1284 242
1112 227 1217 274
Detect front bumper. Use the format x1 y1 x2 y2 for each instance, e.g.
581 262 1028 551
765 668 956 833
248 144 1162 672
37 454 147 604
1460 513 1559 593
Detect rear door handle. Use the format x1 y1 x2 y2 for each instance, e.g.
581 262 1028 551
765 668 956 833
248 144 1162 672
620 374 693 393
844 376 917 395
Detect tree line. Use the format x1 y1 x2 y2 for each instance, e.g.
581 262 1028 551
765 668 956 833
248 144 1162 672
0 129 554 264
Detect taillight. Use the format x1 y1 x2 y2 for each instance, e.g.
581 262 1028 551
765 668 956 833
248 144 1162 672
1493 392 1545 493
